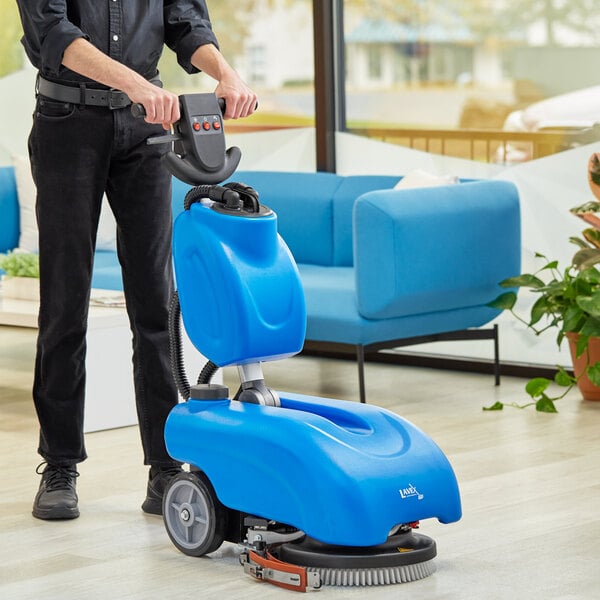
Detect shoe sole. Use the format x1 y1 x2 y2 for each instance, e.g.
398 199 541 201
32 505 80 520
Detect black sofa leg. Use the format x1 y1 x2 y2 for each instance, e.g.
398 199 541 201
356 345 366 403
493 324 500 386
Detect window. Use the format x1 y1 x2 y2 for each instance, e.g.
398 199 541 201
343 0 600 162
367 46 382 80
160 0 315 132
1 0 25 78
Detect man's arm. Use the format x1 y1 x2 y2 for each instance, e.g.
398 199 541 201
62 38 179 129
63 38 256 124
190 44 257 120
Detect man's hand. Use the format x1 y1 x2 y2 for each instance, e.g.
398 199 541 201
191 44 257 120
127 82 180 130
214 76 257 120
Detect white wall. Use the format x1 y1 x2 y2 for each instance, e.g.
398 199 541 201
0 67 36 163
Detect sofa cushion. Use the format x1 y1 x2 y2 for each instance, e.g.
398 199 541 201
233 171 344 266
299 264 502 345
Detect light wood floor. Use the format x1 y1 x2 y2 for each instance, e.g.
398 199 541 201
1 325 598 600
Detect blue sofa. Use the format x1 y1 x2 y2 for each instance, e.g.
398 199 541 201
0 166 521 402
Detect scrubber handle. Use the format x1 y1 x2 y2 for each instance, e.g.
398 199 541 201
132 94 241 185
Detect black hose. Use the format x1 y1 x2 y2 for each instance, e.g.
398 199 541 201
168 291 190 400
168 289 220 399
183 185 213 211
183 184 242 211
198 360 219 385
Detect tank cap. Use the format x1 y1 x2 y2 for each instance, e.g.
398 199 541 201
189 383 230 400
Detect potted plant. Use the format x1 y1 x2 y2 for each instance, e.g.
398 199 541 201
0 250 40 301
486 153 600 412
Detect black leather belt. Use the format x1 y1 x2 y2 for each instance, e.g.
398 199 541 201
37 76 161 110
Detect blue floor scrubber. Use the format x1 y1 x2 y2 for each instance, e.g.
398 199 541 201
138 94 462 591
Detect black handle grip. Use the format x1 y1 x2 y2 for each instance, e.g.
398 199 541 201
131 103 146 119
131 98 255 119
131 99 228 119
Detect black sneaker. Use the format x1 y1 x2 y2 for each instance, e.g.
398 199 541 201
141 465 183 515
32 462 80 520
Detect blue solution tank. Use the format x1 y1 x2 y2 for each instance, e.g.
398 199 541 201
172 200 306 366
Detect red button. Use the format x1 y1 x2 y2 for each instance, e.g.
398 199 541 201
203 121 211 131
213 121 221 130
193 122 201 131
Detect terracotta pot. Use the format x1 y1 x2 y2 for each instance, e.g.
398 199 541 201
566 332 600 401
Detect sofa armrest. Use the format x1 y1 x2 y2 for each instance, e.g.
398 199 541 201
353 180 521 320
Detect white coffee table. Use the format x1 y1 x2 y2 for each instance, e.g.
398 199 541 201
0 289 214 433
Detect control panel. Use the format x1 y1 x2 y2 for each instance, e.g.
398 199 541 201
191 114 222 134
171 94 233 177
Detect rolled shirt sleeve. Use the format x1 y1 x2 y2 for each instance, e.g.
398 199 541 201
16 0 88 77
163 0 219 74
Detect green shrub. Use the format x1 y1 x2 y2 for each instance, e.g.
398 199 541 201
0 251 40 278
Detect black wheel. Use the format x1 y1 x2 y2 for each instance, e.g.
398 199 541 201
163 471 226 556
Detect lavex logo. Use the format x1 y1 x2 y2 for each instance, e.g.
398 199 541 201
399 484 424 500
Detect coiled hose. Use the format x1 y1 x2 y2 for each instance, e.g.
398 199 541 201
168 290 218 400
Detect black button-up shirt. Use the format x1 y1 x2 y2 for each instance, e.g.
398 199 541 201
16 0 219 85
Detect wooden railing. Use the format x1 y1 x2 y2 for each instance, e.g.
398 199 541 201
346 126 600 164
224 122 600 164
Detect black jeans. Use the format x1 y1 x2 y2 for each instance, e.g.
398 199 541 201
29 95 179 467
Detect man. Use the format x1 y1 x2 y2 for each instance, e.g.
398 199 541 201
15 0 257 520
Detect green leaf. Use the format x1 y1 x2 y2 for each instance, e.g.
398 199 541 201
563 305 585 333
576 333 589 359
525 377 550 398
580 267 600 284
530 296 551 326
541 260 559 270
483 401 504 411
573 248 600 270
571 201 600 214
535 396 558 413
581 317 600 338
576 292 600 318
554 366 575 387
570 235 592 249
500 274 545 289
487 291 517 311
586 361 600 386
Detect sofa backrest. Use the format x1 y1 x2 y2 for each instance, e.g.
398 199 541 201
0 166 19 253
0 167 400 263
233 171 401 266
233 170 344 265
